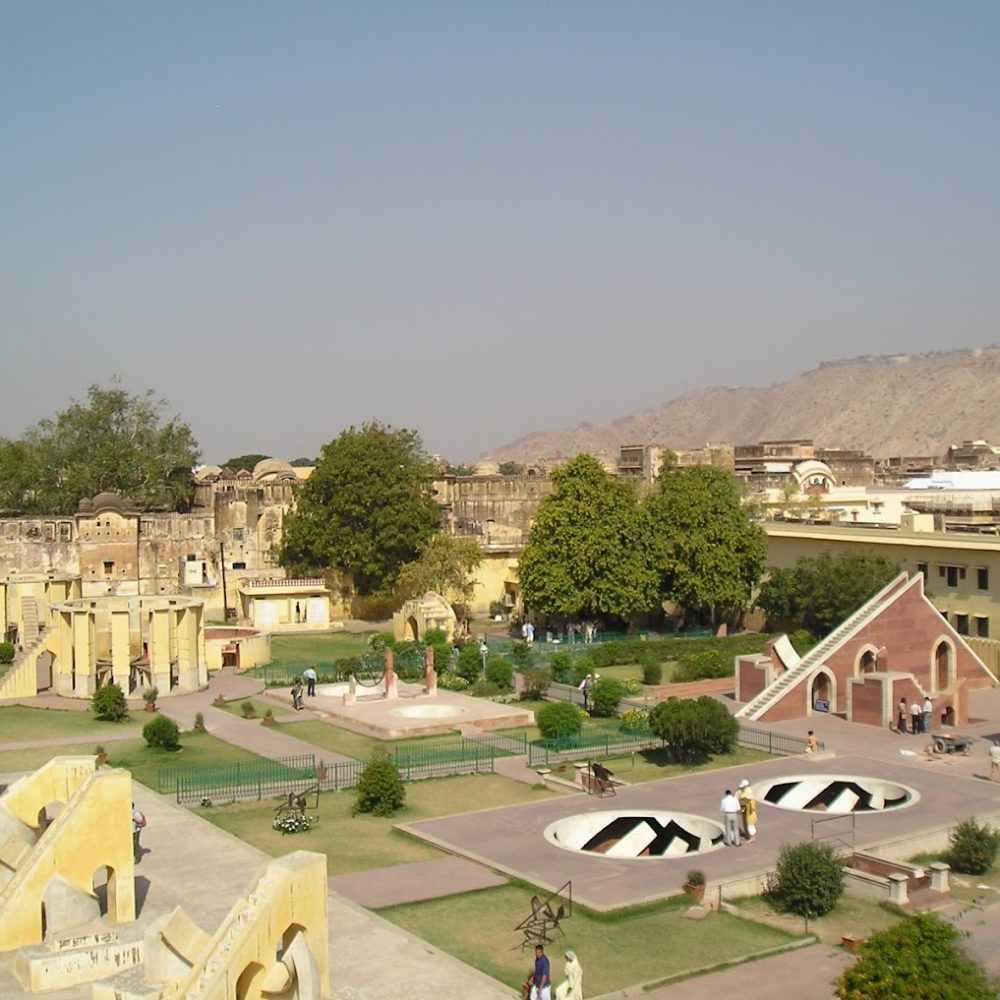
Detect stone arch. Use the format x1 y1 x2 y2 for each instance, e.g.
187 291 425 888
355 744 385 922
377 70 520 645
406 615 420 641
280 921 308 955
856 644 879 676
236 960 267 1000
91 863 123 917
932 637 955 693
810 669 835 713
35 650 55 691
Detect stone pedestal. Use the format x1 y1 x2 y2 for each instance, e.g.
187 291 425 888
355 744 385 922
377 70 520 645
929 861 951 893
888 872 909 906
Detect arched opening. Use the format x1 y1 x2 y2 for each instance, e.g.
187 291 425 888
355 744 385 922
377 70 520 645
280 922 308 955
942 704 956 726
859 649 877 675
235 961 267 1000
811 672 833 713
406 615 419 641
935 641 953 692
36 800 64 835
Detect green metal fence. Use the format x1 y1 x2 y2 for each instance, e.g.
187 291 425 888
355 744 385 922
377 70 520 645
737 726 820 756
241 661 354 685
392 738 495 779
162 754 319 803
527 729 660 767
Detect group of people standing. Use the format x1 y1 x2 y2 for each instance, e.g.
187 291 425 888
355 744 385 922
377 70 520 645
895 695 934 735
720 778 758 847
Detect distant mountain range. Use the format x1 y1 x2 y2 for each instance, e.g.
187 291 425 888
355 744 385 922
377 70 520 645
487 348 1000 464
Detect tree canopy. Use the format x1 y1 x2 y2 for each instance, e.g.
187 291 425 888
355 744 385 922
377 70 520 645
647 465 766 624
518 454 659 622
755 551 900 636
279 422 441 596
394 533 482 607
220 453 271 472
0 380 199 515
835 912 994 1000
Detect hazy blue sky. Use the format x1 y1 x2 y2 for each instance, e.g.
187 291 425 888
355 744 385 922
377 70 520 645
3 2 999 464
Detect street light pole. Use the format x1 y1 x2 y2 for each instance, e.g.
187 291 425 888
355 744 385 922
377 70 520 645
480 639 489 679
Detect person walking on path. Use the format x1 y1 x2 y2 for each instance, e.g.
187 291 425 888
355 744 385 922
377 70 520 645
738 778 758 842
578 674 593 711
910 700 921 735
291 679 304 711
990 741 1000 782
555 950 583 1000
922 695 933 734
132 802 147 863
721 789 742 847
806 730 819 753
303 667 317 697
896 698 907 734
526 944 551 1000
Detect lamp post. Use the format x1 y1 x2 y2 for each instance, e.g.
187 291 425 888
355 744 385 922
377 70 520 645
480 639 489 679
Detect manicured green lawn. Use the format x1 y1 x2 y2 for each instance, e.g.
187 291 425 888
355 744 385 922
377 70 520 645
596 745 775 784
380 884 802 995
734 894 904 946
0 731 267 792
198 773 553 875
269 632 380 664
0 705 143 743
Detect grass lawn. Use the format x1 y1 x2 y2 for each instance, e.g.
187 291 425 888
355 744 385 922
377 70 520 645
380 884 802 995
733 894 904 946
0 731 267 790
215 697 289 720
907 851 1000 905
269 632 380 664
0 705 143 743
198 773 553 875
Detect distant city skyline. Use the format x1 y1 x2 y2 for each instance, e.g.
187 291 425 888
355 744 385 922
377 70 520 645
3 2 999 464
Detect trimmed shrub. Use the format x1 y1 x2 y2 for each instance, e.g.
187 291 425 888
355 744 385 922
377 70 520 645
437 672 470 691
143 714 181 750
471 679 503 698
511 640 531 664
673 648 730 682
836 912 994 1000
641 660 663 685
536 701 584 739
485 658 514 689
92 683 129 722
788 629 817 655
620 708 650 733
423 628 448 645
521 665 552 700
548 651 573 684
764 841 843 918
590 677 626 717
944 817 1000 875
648 696 738 762
0 641 15 664
353 753 405 816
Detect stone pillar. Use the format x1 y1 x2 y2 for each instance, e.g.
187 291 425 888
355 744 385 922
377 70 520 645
148 607 172 695
424 646 437 697
929 862 950 893
53 611 74 695
175 606 201 692
71 609 97 696
110 608 131 693
888 873 909 907
384 647 398 701
343 675 357 706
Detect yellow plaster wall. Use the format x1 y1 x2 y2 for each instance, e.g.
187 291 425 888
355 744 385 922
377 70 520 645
468 551 519 616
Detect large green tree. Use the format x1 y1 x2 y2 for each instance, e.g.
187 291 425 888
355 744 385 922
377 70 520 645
394 533 482 607
279 422 440 595
0 380 199 514
518 454 659 621
836 912 994 1000
647 465 766 625
755 551 900 636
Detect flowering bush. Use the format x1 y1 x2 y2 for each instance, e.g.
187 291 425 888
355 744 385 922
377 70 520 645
620 708 650 733
273 812 313 834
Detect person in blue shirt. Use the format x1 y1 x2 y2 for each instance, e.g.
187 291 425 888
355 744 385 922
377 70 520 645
529 944 551 1000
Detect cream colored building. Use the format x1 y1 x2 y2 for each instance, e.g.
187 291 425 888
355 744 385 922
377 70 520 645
765 521 1000 641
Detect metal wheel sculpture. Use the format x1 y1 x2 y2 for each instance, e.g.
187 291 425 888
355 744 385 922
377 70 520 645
356 651 387 687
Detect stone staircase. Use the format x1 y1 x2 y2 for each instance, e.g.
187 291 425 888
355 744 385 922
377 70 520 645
737 572 911 722
0 625 47 700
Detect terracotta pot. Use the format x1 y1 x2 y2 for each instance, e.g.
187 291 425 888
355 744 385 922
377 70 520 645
262 716 275 726
684 883 706 902
144 703 157 713
193 723 206 733
95 753 108 767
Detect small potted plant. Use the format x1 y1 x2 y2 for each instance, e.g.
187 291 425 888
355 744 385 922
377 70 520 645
240 699 257 719
684 869 707 901
193 711 206 733
94 745 108 767
212 694 226 707
262 709 276 726
142 687 159 713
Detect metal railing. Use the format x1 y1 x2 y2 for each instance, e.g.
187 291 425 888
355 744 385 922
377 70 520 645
737 726 821 756
393 738 495 779
161 753 318 802
527 729 661 767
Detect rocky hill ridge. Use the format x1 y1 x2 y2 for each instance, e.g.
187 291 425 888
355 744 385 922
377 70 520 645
487 347 1000 463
